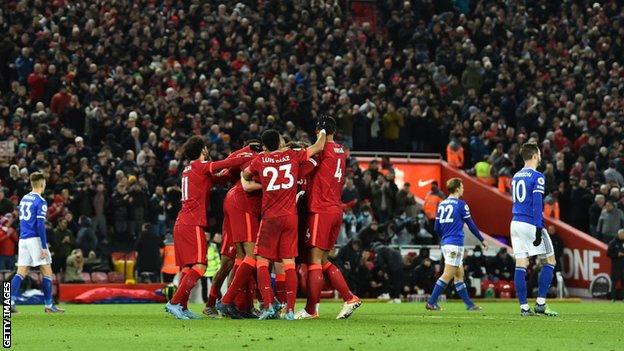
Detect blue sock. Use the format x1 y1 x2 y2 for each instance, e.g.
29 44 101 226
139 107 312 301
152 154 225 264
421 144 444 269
537 264 555 300
427 279 448 305
514 267 528 306
10 274 24 305
455 282 474 308
42 276 53 307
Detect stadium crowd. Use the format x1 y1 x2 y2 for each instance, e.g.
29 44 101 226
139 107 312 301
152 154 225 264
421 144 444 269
0 0 620 298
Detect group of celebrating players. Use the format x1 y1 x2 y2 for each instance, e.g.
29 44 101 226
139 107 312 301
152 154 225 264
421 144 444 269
164 116 362 320
163 113 559 320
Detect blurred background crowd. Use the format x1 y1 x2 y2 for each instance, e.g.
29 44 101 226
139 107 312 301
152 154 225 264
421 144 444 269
0 0 622 299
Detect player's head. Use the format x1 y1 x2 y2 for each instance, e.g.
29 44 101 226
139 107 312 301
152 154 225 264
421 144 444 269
243 139 263 153
183 136 208 160
29 171 46 192
286 141 303 150
446 177 464 197
316 115 336 135
520 142 541 167
261 129 282 152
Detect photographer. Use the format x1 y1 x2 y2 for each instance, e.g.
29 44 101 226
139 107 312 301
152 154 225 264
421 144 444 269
372 242 403 303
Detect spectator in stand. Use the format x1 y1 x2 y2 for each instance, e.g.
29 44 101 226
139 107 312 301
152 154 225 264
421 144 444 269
597 201 624 243
26 63 47 103
589 194 606 237
382 102 404 150
334 238 365 293
0 214 17 270
464 246 487 280
446 139 464 169
50 218 75 273
413 257 436 294
570 178 593 233
134 223 163 283
607 229 624 301
149 186 167 237
604 162 624 188
76 216 98 257
92 182 108 240
491 248 515 281
423 182 445 238
0 189 14 215
372 243 404 303
64 249 85 283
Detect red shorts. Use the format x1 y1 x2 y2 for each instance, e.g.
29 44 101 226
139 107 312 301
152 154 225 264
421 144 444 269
173 224 207 267
224 201 260 244
220 220 237 259
254 215 298 260
307 212 342 251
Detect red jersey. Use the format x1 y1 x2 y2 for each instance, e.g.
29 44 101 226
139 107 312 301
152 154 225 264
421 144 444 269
248 148 308 218
224 146 262 216
176 154 254 227
307 141 347 214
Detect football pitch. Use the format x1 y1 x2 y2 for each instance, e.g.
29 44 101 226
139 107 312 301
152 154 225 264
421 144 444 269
11 301 624 350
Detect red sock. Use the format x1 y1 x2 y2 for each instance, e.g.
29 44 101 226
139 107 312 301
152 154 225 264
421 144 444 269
178 267 190 309
222 257 256 304
256 260 274 309
207 285 220 308
305 264 323 315
284 263 297 312
323 262 354 302
229 258 242 286
234 287 249 311
275 273 286 304
171 267 202 306
247 277 257 309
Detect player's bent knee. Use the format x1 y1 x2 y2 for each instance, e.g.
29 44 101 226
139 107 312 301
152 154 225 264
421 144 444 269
545 255 556 265
515 258 529 268
192 264 207 275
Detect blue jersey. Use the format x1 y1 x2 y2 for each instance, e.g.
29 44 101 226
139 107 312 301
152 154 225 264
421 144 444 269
511 167 545 228
434 197 484 246
18 192 48 249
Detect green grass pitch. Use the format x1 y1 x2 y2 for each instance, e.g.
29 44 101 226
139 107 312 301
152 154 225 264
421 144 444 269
10 301 624 350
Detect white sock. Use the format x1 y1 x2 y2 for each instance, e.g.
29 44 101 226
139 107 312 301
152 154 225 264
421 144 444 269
520 303 530 310
536 297 546 305
45 304 53 309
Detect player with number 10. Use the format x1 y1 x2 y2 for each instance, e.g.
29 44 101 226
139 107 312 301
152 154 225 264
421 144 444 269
510 142 558 316
426 177 488 311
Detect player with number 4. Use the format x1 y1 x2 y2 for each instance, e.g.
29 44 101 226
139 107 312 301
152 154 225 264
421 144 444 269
510 142 558 317
426 177 488 311
241 126 326 320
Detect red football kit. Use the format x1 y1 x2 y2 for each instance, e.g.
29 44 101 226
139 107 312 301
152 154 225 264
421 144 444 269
220 146 261 258
306 141 347 250
173 154 252 267
248 148 309 260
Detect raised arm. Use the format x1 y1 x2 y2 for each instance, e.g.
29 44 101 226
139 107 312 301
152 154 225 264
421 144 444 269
306 130 326 158
241 171 262 192
209 153 254 174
